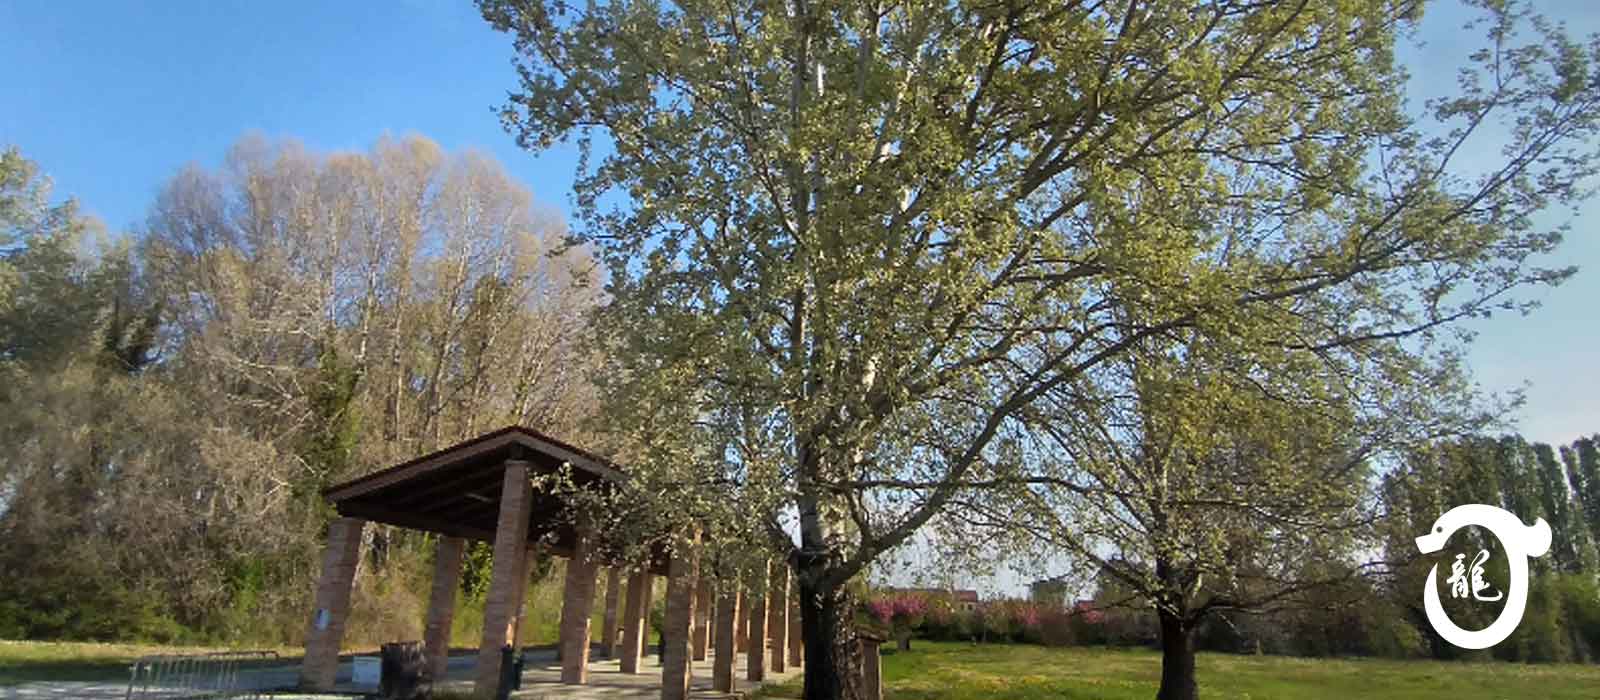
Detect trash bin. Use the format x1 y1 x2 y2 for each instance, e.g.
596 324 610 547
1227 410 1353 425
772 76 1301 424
495 645 525 700
379 641 427 700
513 648 525 690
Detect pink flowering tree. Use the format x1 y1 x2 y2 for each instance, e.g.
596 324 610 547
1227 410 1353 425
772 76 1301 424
868 593 929 650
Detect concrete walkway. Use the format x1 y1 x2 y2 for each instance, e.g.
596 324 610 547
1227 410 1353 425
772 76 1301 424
490 649 801 698
1 647 800 699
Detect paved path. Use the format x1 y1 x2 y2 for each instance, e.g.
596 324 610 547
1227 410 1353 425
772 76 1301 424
1 648 799 699
496 650 800 698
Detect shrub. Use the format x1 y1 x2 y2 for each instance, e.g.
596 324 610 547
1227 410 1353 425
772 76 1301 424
1039 608 1075 646
920 599 960 640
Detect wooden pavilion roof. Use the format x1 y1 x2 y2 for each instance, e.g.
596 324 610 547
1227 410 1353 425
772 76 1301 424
323 425 628 560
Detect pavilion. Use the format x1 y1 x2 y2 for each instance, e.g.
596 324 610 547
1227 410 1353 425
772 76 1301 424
300 425 805 699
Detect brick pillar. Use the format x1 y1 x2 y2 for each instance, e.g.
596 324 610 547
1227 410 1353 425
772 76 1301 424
705 586 718 654
423 536 465 682
299 517 366 691
659 533 700 700
559 528 599 684
691 579 713 661
745 562 769 682
619 567 654 674
642 571 656 661
509 546 535 651
472 461 533 698
767 561 789 673
860 638 883 700
712 584 741 693
788 595 804 669
601 568 623 657
737 598 749 652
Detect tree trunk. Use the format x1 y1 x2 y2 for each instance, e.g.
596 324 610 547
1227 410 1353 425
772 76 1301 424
1156 608 1197 700
798 572 852 700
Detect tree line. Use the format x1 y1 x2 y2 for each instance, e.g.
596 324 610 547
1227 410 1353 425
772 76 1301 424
0 137 601 645
1381 433 1600 662
1041 432 1599 664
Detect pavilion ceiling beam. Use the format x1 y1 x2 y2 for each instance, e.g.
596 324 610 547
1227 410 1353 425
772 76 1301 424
384 462 509 511
335 501 496 542
406 479 506 517
426 493 523 524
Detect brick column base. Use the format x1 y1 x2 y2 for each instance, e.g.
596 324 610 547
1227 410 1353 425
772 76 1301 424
712 585 741 693
861 638 884 700
620 568 654 674
788 597 804 668
299 517 366 691
745 561 769 682
659 533 700 700
691 578 712 661
423 536 465 682
767 563 789 673
472 461 532 698
600 568 623 658
559 531 599 684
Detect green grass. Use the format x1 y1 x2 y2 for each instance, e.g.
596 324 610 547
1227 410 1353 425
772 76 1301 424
0 640 306 686
0 640 214 685
757 641 1600 699
13 638 1600 697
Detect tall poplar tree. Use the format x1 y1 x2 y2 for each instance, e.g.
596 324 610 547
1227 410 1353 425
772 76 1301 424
481 1 1600 697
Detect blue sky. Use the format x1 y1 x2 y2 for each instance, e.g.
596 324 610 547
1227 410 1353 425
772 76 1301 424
1 1 1595 450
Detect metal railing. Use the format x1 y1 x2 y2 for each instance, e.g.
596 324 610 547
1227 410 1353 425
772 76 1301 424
125 650 280 700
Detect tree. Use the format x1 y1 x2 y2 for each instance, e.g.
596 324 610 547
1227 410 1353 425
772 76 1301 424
0 146 118 372
135 134 602 602
0 147 171 640
1533 441 1597 573
1572 437 1600 535
1 135 605 643
944 327 1460 700
479 0 1600 697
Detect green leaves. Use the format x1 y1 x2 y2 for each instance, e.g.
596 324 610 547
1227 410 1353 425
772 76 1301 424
482 0 1600 615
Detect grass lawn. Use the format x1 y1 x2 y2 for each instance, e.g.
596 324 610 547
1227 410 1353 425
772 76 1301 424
11 638 1600 697
757 641 1600 699
0 640 304 686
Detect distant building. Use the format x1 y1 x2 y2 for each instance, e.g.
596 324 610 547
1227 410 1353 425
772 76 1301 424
882 587 980 611
1029 576 1072 606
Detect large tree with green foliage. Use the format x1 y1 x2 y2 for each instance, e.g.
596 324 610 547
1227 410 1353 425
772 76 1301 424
481 0 1600 696
945 323 1478 700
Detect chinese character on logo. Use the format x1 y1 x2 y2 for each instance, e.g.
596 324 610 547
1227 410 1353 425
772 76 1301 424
1416 504 1551 650
1444 550 1502 602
